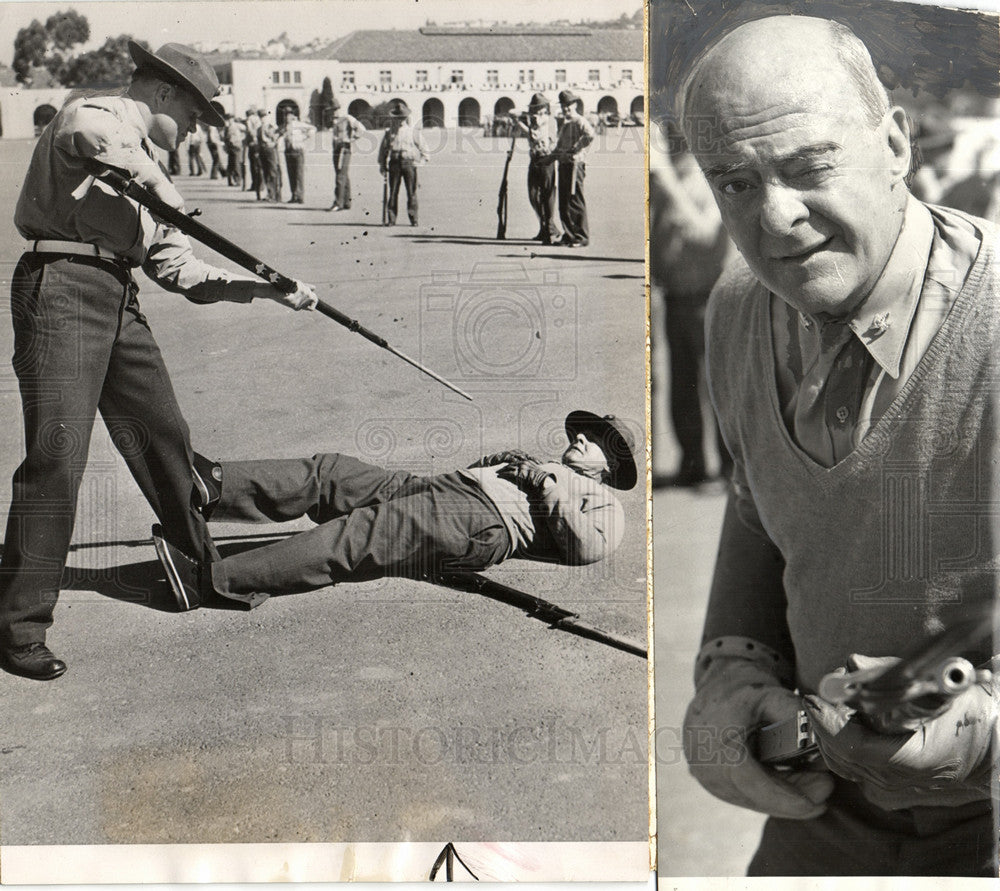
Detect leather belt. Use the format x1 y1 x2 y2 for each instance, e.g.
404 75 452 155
29 239 124 263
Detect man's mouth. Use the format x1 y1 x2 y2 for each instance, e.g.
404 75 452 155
774 237 833 261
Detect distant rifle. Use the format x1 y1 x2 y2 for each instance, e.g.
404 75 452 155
756 601 994 766
381 168 389 225
82 157 472 402
429 570 646 659
496 134 517 240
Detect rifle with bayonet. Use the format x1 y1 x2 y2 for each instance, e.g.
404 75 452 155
756 601 994 766
82 157 472 402
496 134 517 240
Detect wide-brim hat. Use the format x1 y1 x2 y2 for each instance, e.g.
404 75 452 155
527 92 550 112
565 410 638 491
129 41 225 128
558 89 579 107
331 98 342 111
388 99 411 118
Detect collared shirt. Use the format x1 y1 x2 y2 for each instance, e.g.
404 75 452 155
554 111 595 159
223 119 246 148
15 93 257 303
377 122 430 167
771 195 981 464
525 115 558 159
283 120 315 152
332 114 365 145
457 462 625 565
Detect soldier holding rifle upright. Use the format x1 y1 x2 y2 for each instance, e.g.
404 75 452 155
0 41 317 681
508 93 561 245
377 99 429 226
677 16 997 876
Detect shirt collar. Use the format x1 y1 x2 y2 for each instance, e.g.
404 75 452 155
801 194 935 380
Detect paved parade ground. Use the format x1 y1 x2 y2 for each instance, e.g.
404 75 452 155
0 130 647 880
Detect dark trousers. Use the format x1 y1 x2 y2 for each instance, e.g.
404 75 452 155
527 158 560 241
0 255 217 648
226 146 243 186
207 143 224 179
386 158 418 225
748 779 995 876
557 159 588 243
260 145 280 201
285 149 305 202
333 143 352 208
247 144 262 196
664 301 732 481
209 455 510 597
188 145 205 176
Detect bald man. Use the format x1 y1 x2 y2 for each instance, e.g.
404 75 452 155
677 16 997 877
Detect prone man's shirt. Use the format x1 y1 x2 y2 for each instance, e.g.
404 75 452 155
456 463 625 565
14 94 259 304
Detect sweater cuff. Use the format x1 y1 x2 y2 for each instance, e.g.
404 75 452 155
695 635 795 688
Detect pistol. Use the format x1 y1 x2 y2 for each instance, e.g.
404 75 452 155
756 602 994 766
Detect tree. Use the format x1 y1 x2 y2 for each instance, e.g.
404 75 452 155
12 20 47 84
12 10 89 85
319 76 336 129
61 35 141 89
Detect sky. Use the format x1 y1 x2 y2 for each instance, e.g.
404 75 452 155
0 0 642 66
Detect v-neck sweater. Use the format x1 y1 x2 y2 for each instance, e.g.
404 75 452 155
706 204 999 692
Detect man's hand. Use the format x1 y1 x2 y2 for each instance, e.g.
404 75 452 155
467 450 536 469
804 653 995 810
684 653 834 819
497 458 555 492
149 179 186 211
267 281 318 311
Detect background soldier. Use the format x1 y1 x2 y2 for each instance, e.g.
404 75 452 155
508 93 561 244
377 99 429 226
554 89 594 247
282 111 315 204
329 101 366 211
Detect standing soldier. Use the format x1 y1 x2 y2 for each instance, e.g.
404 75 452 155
282 111 316 204
205 111 226 180
554 90 595 247
223 111 246 187
377 99 429 227
258 110 281 202
328 101 366 211
244 106 262 197
0 41 317 681
508 93 561 244
187 123 206 176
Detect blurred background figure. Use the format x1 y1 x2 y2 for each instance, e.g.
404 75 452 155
187 124 206 176
649 118 733 488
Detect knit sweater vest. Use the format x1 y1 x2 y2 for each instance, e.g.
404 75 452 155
707 206 999 692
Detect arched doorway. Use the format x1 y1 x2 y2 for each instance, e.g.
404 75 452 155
458 97 480 128
33 104 56 135
493 97 515 117
630 95 644 125
348 99 373 129
276 99 300 125
597 96 619 117
422 97 445 128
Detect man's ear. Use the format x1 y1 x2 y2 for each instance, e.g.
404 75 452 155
884 106 912 185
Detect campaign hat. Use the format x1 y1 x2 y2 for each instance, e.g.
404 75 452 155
558 89 580 107
388 99 411 119
527 92 550 112
564 410 638 491
129 41 226 127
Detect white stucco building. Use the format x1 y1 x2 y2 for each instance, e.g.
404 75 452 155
0 26 643 139
229 27 644 128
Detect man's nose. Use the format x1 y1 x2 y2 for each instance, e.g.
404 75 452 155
758 181 807 236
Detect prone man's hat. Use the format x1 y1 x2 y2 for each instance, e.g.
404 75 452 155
388 99 411 119
565 410 638 491
129 41 226 128
528 92 550 112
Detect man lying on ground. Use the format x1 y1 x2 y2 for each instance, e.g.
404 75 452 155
155 410 637 609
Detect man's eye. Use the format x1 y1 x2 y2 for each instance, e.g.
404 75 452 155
719 180 751 195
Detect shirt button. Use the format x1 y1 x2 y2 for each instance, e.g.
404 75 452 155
836 406 850 424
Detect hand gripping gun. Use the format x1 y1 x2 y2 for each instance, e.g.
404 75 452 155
756 601 995 766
